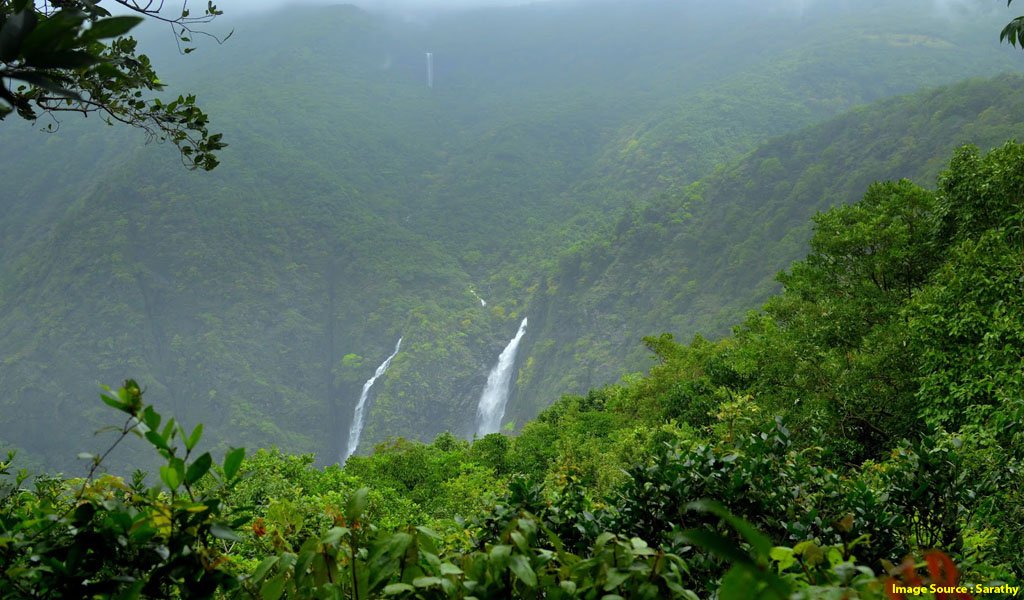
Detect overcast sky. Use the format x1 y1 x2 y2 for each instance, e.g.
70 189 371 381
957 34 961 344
193 0 998 17
204 0 558 14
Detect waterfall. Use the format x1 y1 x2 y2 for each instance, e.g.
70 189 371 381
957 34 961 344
470 288 487 307
343 337 402 462
475 317 528 436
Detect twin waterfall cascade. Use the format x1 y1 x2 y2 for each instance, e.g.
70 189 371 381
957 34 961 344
343 317 526 461
475 317 528 436
343 337 402 462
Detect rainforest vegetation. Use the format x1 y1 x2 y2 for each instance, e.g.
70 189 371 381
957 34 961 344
2 0 1024 597
4 139 1023 597
4 0 1024 469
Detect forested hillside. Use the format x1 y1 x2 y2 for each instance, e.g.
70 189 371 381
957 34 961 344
2 0 1023 471
510 75 1024 421
4 137 1022 597
4 0 1024 596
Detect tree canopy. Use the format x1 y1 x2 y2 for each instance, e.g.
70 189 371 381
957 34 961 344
0 0 225 170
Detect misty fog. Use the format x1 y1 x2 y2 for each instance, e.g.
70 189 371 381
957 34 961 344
207 0 999 18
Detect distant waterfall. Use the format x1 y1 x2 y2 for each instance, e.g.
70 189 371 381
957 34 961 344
470 288 487 307
343 337 402 462
475 318 528 436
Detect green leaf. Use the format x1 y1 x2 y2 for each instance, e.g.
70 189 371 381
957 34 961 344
250 556 279 582
25 49 100 69
85 16 142 41
260 572 287 600
1002 17 1024 47
145 430 170 452
686 500 773 560
490 544 512 570
210 522 241 542
345 487 369 522
793 540 824 567
383 583 415 595
826 547 844 567
681 529 750 565
161 418 176 443
294 549 315 579
185 452 212 485
223 447 244 480
509 555 537 587
603 568 630 590
101 392 129 413
0 9 38 62
185 423 203 451
769 547 795 573
685 529 790 599
322 526 347 546
510 530 528 553
130 524 158 544
21 10 87 58
170 457 186 485
725 564 790 600
718 567 760 600
142 406 161 431
415 525 441 540
413 576 443 588
159 464 180 490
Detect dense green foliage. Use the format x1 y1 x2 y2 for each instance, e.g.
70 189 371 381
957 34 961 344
3 138 1023 596
0 382 248 597
3 7 1024 595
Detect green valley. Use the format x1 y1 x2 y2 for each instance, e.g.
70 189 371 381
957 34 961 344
2 0 1024 596
3 1 1023 469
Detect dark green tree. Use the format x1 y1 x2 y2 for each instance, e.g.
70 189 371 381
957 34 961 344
0 0 226 169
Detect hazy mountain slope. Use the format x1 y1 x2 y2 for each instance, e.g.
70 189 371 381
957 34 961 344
582 2 1024 200
509 74 1024 423
2 1 1024 468
0 145 496 470
420 0 1024 292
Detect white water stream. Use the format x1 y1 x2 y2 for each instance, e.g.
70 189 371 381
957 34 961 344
475 318 528 436
343 337 402 461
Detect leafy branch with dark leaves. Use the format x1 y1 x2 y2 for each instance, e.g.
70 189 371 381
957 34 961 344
1002 0 1024 49
0 0 227 170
